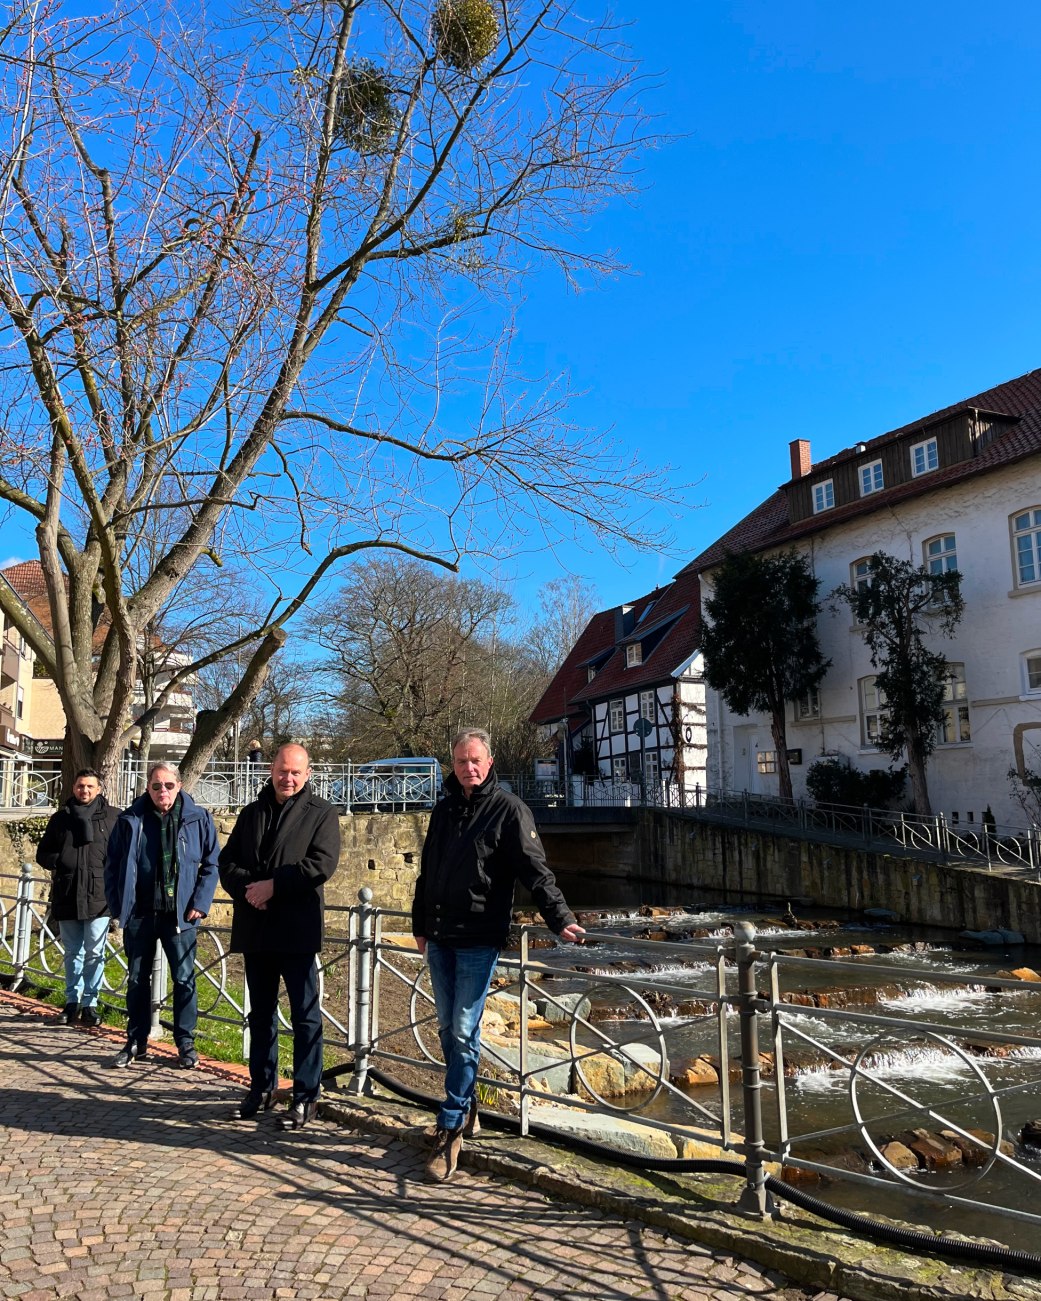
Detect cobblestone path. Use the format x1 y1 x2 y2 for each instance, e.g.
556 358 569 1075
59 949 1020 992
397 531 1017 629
0 999 839 1300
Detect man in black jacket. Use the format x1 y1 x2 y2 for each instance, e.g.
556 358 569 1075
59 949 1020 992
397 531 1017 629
412 728 584 1182
36 769 121 1026
219 743 340 1130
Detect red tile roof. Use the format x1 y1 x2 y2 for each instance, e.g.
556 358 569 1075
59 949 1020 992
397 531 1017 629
529 572 703 723
681 366 1041 574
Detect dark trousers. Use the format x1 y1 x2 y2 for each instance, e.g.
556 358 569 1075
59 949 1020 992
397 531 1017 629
244 951 323 1103
124 912 198 1050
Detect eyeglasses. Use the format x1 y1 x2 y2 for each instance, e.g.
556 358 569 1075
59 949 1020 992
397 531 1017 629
150 782 178 791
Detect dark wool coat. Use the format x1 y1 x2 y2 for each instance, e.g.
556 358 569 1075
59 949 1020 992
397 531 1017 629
218 782 341 954
411 769 575 949
36 796 121 922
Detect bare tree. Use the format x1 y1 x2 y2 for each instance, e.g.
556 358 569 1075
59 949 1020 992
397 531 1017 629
306 555 513 758
0 0 672 794
523 575 600 674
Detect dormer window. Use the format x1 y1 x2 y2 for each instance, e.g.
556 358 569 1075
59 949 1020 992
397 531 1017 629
586 665 597 683
859 460 884 496
910 437 939 477
626 643 642 667
812 480 834 514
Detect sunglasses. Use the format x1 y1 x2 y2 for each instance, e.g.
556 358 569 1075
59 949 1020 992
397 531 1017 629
150 782 178 791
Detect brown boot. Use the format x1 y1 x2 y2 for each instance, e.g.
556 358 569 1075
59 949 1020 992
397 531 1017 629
463 1097 481 1139
424 1126 463 1182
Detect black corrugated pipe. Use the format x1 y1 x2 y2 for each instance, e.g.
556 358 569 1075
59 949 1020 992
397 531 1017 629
363 1067 1041 1278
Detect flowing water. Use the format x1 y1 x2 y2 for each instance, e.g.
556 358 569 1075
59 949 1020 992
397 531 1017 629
529 902 1041 1252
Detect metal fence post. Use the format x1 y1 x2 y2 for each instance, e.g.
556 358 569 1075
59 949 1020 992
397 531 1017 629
733 920 773 1218
518 927 530 1139
349 886 375 1095
150 947 167 1041
12 861 35 991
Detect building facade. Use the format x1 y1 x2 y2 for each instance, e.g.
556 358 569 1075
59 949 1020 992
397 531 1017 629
531 572 706 800
691 369 1041 826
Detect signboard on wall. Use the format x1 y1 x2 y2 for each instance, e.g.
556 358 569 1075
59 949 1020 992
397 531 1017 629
30 738 63 757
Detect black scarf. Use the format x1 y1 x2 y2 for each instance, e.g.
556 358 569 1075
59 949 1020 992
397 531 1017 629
68 796 97 847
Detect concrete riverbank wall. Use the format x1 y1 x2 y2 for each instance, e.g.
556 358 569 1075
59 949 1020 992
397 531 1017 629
4 807 1039 941
540 809 1041 943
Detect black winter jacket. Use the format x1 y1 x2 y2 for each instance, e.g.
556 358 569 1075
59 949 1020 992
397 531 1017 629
36 796 121 922
412 770 575 949
218 781 341 954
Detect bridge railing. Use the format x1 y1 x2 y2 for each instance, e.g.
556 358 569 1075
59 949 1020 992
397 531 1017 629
5 867 1041 1249
0 758 442 815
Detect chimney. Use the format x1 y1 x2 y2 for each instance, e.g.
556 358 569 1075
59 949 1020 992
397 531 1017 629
789 438 811 480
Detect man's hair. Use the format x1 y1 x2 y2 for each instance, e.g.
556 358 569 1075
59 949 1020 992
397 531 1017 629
74 768 101 781
147 762 180 783
451 727 492 758
273 742 311 765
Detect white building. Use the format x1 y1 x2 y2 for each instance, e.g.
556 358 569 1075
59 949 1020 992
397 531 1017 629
689 368 1041 826
530 569 707 799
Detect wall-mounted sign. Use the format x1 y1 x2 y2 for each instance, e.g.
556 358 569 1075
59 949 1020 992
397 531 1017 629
786 748 803 765
30 738 64 757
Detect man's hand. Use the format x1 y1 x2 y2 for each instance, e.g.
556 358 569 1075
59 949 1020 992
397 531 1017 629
186 908 204 923
245 879 275 910
415 936 427 956
558 923 585 944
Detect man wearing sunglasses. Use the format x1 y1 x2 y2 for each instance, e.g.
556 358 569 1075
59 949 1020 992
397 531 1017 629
105 763 220 1069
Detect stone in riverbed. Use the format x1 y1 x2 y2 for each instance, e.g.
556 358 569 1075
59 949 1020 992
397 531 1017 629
880 1140 918 1171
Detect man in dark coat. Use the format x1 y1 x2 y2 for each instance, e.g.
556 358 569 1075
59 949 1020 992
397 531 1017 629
218 743 341 1129
36 769 121 1026
412 728 584 1183
104 763 220 1068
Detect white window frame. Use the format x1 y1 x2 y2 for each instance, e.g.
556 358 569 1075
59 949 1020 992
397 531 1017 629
639 689 656 722
859 459 884 496
851 557 872 594
611 755 628 782
859 676 886 749
1022 651 1041 695
812 479 834 514
794 688 821 721
1012 507 1041 587
910 437 939 477
642 749 661 785
625 642 643 667
609 699 624 733
924 533 958 575
937 663 970 745
756 750 777 775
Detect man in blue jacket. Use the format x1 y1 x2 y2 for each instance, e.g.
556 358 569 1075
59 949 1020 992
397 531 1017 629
105 762 220 1068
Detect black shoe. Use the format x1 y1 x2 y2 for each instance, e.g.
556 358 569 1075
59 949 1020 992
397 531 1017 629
109 1042 146 1068
79 1007 102 1028
276 1100 317 1131
233 1089 274 1120
62 1002 79 1025
177 1044 199 1069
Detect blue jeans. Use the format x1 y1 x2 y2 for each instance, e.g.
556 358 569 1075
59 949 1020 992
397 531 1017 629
244 952 324 1103
123 913 198 1050
58 917 109 1007
425 941 499 1132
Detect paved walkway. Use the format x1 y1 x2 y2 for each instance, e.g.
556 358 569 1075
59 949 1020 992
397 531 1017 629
0 998 837 1301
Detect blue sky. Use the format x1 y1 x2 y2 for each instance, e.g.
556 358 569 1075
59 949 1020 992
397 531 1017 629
504 0 1041 613
5 2 1041 634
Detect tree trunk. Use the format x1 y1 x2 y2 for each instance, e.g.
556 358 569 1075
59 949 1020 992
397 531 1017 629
907 743 932 816
770 712 793 802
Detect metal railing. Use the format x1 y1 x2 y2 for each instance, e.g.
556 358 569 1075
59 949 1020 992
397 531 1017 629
3 869 1041 1246
0 758 442 815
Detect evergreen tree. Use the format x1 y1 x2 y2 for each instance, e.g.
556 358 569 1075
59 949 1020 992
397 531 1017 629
833 552 963 815
700 550 830 801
